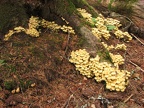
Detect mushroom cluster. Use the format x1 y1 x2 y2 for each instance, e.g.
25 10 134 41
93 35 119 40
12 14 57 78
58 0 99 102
41 19 61 31
94 65 130 92
109 53 124 66
114 30 132 41
93 15 132 41
115 44 127 50
69 49 131 92
25 28 40 37
77 9 132 41
92 28 102 39
69 49 93 78
96 16 105 24
101 42 114 51
104 69 130 92
4 26 26 41
69 9 132 92
94 16 111 40
25 16 40 37
4 16 41 40
92 24 111 40
99 29 111 40
60 25 75 34
41 19 75 34
101 42 127 51
77 8 93 23
105 18 121 27
28 16 40 29
92 28 111 40
77 8 92 19
14 26 26 33
4 16 75 40
4 30 15 41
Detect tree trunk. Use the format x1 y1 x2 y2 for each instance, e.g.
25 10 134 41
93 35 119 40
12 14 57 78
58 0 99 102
38 0 104 54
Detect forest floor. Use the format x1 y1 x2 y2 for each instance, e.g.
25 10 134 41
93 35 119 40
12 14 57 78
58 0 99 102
0 26 144 108
0 0 144 107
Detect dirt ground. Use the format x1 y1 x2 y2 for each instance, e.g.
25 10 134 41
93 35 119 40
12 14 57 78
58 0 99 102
0 0 144 107
0 24 144 108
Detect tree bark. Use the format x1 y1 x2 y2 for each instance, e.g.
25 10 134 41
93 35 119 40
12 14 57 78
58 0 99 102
38 0 104 54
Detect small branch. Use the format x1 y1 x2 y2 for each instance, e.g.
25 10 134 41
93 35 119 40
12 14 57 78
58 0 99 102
0 97 5 102
130 33 144 46
129 60 144 72
124 94 134 103
123 49 127 70
64 31 70 55
110 13 133 31
63 94 74 108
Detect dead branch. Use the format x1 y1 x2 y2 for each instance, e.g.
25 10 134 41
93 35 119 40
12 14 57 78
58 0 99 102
63 94 74 108
130 33 144 46
129 60 144 72
124 94 134 103
64 31 71 56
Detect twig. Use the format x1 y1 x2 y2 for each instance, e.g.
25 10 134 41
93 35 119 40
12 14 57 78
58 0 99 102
64 31 70 55
61 17 71 56
62 94 74 108
123 49 127 70
110 13 134 25
129 60 144 72
110 13 134 31
130 33 144 46
0 97 5 102
124 94 134 103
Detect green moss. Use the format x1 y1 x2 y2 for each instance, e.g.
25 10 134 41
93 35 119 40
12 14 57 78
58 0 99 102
97 49 113 64
12 42 26 47
7 65 17 73
67 0 77 15
29 46 45 60
0 60 5 66
70 0 85 7
54 0 76 16
97 0 102 3
77 35 88 47
19 79 32 91
108 0 115 10
4 80 16 90
4 79 33 91
71 0 98 17
0 3 28 33
84 21 95 28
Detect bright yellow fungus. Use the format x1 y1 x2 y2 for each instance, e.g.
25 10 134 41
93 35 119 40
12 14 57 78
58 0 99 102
4 16 75 41
77 8 132 41
115 44 127 50
69 49 131 92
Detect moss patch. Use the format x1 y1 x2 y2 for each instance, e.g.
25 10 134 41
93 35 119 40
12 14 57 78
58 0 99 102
54 0 76 16
71 0 98 17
